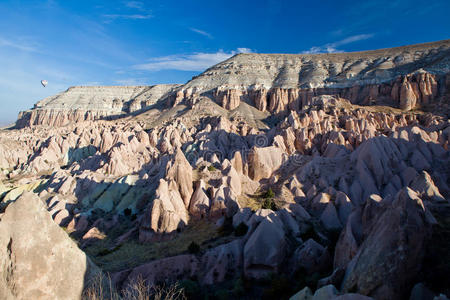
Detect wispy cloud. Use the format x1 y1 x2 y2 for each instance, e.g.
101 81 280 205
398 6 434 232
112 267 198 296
134 48 252 72
102 13 152 20
124 1 145 10
103 1 152 22
0 36 38 52
189 28 213 39
303 34 374 54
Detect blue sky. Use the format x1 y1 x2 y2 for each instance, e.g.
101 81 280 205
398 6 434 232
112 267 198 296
0 0 449 124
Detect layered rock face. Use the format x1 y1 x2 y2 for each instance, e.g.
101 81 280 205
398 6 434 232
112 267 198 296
179 39 450 113
16 84 180 128
15 40 450 129
1 40 449 299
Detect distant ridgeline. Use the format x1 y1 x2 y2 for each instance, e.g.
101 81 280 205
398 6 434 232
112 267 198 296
16 39 450 128
16 85 181 128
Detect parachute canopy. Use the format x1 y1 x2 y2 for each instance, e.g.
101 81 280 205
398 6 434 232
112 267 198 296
41 80 48 87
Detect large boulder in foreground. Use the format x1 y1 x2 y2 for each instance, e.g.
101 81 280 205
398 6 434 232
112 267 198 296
341 188 433 300
0 192 99 300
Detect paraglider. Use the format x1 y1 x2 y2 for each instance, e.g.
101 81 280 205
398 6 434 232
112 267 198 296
41 80 48 87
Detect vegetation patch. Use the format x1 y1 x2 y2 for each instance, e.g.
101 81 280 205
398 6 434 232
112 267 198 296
239 187 280 211
261 198 277 210
84 220 228 272
187 241 200 254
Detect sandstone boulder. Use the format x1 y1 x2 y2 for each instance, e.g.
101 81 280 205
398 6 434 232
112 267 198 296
141 179 188 235
200 239 244 284
410 171 446 202
341 188 433 299
118 254 199 290
320 202 343 231
289 239 331 275
248 146 285 181
244 214 286 278
0 192 99 300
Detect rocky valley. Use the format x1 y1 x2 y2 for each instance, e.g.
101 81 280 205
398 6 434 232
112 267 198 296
1 39 450 300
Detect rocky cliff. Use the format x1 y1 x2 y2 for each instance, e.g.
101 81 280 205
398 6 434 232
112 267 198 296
16 84 180 128
181 39 450 114
16 40 450 129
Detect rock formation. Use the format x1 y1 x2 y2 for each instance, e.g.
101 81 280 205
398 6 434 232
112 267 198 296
16 84 180 128
0 192 99 300
1 39 449 299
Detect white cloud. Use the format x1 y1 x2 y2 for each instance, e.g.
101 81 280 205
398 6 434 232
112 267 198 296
303 34 374 54
124 1 145 10
236 48 252 54
189 28 213 39
0 36 38 52
134 48 253 72
103 1 152 22
102 14 152 20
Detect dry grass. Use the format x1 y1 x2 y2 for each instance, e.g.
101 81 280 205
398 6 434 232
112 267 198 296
238 194 262 211
238 189 287 211
85 219 224 272
82 273 186 300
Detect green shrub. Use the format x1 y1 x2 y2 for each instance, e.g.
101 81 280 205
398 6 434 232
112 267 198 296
207 165 216 172
179 279 201 299
234 222 248 237
187 241 200 254
262 188 275 199
262 198 277 211
97 245 122 257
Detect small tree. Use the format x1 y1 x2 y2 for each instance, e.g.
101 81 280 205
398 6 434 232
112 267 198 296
187 241 200 254
124 208 132 216
262 188 275 199
262 198 278 211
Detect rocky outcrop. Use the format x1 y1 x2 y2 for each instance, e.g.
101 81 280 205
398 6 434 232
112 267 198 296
140 179 188 237
16 84 180 127
116 254 199 290
289 239 331 275
166 148 194 207
243 211 286 278
173 40 450 112
207 70 445 113
0 192 99 300
189 180 210 218
15 41 450 130
248 146 285 181
290 285 374 300
341 188 433 299
215 88 241 110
